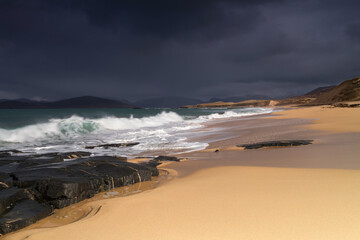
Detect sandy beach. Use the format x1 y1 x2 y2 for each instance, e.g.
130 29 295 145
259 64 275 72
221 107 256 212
4 106 360 240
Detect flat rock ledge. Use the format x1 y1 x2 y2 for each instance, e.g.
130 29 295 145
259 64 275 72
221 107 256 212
332 102 360 108
154 156 181 162
85 142 139 149
0 151 160 235
238 140 313 150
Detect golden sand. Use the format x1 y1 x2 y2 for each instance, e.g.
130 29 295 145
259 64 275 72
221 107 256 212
6 167 360 240
199 146 244 152
4 106 360 240
272 106 360 132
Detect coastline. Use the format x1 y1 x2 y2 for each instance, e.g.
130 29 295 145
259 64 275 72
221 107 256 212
4 105 360 240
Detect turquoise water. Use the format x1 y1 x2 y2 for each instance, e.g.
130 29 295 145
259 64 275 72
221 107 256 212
0 108 225 129
0 108 273 157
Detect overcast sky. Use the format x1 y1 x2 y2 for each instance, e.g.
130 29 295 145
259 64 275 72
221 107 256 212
0 0 359 101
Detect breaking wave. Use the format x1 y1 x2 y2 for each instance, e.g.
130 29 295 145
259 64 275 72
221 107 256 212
0 111 184 143
0 109 273 143
0 108 274 156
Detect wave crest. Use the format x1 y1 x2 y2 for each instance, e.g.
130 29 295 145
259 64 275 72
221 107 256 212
0 111 184 143
0 108 273 144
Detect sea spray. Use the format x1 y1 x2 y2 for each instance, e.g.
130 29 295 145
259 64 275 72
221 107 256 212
0 112 184 143
0 108 274 156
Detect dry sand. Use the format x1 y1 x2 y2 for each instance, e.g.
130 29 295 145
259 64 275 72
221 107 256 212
271 106 360 133
4 106 360 240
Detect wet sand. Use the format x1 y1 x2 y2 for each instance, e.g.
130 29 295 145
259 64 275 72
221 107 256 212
4 106 360 240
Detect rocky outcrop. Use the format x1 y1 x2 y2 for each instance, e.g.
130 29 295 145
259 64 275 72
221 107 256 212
154 156 181 162
85 142 139 149
332 102 360 108
0 151 159 235
239 140 313 149
0 199 53 234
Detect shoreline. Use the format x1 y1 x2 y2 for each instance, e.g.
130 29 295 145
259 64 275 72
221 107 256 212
3 105 360 239
1 168 174 232
0 107 273 159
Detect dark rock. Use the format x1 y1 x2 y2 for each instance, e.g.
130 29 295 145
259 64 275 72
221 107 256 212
0 152 93 171
0 172 10 190
239 140 313 150
0 150 23 154
32 151 92 159
154 156 181 162
332 103 360 108
17 156 64 168
0 150 23 158
58 151 92 159
0 155 64 171
0 156 29 162
10 157 155 208
31 152 59 158
0 153 10 158
0 153 159 234
214 149 219 152
0 172 9 182
0 187 32 215
115 156 127 161
0 160 15 168
87 156 127 162
0 184 8 192
0 161 20 174
139 160 161 176
0 199 52 235
85 142 139 149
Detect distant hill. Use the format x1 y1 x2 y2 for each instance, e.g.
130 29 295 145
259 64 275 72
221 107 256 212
135 95 270 108
304 86 335 97
0 99 47 108
267 77 360 106
0 96 136 109
133 96 203 108
2 77 359 109
181 100 275 108
181 76 360 108
209 95 270 103
50 96 135 108
309 77 360 105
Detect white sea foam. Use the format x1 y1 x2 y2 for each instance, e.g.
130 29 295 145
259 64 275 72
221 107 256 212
94 111 183 130
193 108 273 123
0 108 273 156
0 112 183 143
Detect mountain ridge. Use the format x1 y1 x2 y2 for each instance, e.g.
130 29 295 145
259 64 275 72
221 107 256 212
181 76 360 108
0 96 136 109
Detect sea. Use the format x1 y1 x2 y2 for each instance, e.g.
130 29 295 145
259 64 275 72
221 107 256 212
0 108 273 157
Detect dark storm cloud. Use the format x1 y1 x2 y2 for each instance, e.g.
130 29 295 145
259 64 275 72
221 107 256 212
0 0 359 100
346 22 360 43
51 0 281 40
0 0 277 42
